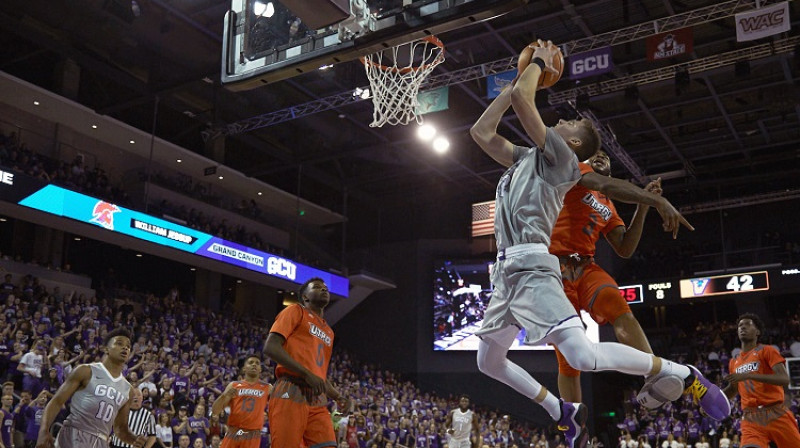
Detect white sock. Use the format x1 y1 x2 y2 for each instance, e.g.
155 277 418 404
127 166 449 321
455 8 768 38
658 359 691 379
540 392 562 421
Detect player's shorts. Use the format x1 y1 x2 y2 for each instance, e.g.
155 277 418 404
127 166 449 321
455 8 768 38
561 262 629 326
55 424 108 448
741 405 800 447
222 428 261 448
269 377 336 448
446 436 472 448
476 244 582 345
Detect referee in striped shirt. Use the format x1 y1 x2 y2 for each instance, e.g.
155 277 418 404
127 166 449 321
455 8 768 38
110 388 157 448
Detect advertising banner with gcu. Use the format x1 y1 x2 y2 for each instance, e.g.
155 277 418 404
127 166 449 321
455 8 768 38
568 47 613 80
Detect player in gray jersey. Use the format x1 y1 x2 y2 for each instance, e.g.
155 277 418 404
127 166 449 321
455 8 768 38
36 328 145 448
469 40 729 448
445 395 478 448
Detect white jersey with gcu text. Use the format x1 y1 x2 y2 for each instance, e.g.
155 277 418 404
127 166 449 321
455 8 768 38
450 409 473 440
56 363 132 448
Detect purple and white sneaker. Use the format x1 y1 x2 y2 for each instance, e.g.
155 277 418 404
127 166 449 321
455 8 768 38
556 400 589 448
683 364 731 420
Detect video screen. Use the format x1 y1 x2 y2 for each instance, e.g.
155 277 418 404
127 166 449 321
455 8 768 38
433 259 599 351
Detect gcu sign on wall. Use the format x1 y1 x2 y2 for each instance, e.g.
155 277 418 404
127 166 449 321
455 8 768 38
568 47 613 80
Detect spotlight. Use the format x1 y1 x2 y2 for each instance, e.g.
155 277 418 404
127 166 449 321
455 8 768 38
253 1 275 18
417 124 437 141
432 137 450 154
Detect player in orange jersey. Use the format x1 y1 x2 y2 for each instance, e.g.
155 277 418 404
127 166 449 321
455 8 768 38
724 313 800 448
263 278 345 448
211 356 272 448
550 150 691 407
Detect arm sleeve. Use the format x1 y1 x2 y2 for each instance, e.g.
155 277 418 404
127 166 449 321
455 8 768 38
268 305 304 340
762 345 786 370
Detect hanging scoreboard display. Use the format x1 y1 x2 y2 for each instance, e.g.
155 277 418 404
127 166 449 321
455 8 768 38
679 271 769 299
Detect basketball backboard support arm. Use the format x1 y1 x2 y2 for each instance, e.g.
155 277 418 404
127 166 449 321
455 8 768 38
221 0 530 91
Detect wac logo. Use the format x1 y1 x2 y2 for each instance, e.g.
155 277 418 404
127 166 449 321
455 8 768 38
90 201 121 230
739 9 785 32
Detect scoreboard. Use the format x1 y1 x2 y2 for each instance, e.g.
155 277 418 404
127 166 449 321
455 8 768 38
679 271 769 299
617 265 800 305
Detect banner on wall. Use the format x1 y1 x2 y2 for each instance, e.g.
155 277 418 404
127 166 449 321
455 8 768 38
486 70 516 99
647 28 693 60
568 46 613 79
735 2 791 42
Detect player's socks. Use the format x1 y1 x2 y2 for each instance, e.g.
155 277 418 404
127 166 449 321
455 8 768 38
657 359 691 379
540 392 561 421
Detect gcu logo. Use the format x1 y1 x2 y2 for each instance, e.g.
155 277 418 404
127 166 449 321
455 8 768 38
739 9 785 32
571 55 609 75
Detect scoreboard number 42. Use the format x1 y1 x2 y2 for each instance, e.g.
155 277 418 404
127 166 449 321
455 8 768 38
726 274 754 292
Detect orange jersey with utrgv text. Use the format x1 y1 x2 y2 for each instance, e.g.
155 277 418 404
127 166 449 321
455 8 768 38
550 162 625 256
227 381 271 430
270 304 334 381
729 344 786 408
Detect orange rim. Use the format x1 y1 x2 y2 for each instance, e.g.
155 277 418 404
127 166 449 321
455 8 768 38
360 35 445 74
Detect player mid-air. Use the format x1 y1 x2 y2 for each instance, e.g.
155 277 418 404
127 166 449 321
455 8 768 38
469 40 729 448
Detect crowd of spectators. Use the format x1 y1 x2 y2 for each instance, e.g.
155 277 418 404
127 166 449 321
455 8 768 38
610 309 800 448
0 267 599 448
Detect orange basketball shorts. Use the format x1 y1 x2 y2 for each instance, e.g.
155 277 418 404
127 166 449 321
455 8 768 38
221 435 261 448
268 392 335 448
741 409 800 447
557 263 631 377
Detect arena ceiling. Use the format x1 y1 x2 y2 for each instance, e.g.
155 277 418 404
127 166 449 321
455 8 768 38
1 0 799 247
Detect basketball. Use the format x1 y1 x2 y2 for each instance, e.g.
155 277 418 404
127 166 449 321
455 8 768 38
517 42 564 89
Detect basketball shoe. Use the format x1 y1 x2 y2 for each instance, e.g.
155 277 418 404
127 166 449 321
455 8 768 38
557 400 589 448
637 365 730 420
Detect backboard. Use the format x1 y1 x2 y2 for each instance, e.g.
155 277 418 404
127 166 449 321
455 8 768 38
221 0 530 91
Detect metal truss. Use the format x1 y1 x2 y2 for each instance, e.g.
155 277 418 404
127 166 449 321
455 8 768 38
563 0 783 56
679 189 800 214
572 105 648 184
548 36 800 106
224 0 789 135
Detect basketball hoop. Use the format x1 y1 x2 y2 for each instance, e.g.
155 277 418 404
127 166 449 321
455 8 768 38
360 36 445 127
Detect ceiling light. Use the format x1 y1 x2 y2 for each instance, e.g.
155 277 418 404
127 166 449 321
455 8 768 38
33 101 40 106
253 1 274 17
237 280 242 284
0 218 6 222
360 88 370 100
135 253 143 257
432 136 450 154
74 237 81 241
190 268 196 271
257 192 263 196
417 124 437 141
218 176 224 180
91 125 98 129
129 140 135 144
319 64 334 70
176 159 182 163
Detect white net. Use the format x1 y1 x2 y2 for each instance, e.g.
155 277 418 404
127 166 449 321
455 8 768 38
361 36 445 127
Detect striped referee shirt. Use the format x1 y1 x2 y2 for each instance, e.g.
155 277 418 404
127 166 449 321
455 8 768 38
109 407 157 448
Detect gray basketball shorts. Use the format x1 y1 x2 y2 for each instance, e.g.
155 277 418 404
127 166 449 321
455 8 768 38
446 436 472 448
476 249 581 345
55 425 109 448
